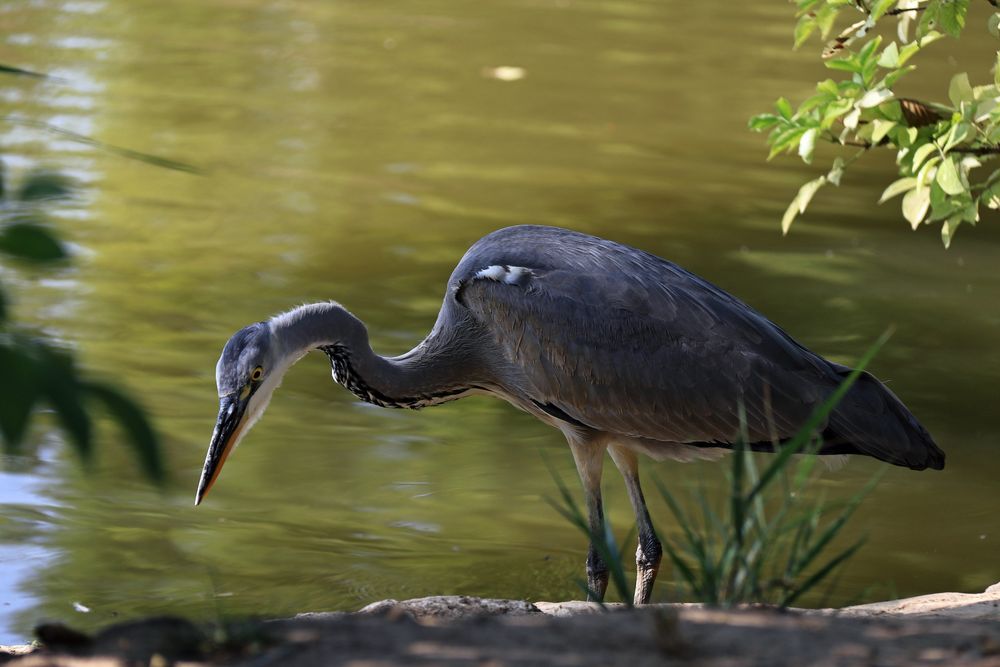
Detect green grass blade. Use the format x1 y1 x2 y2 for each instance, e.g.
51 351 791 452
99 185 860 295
787 468 883 578
661 541 703 599
654 477 708 563
781 539 866 607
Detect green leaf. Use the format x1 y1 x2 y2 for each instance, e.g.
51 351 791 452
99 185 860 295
889 125 917 148
871 119 896 143
937 0 969 38
17 172 73 202
857 36 883 67
881 65 916 88
974 96 998 122
0 63 50 80
843 108 861 130
877 41 899 68
794 15 818 48
879 176 917 203
982 182 1000 208
897 1 917 42
917 29 945 48
0 341 42 449
815 4 841 37
876 101 903 123
857 88 894 108
825 58 860 73
871 0 898 21
935 156 965 195
989 13 1000 38
36 346 93 462
916 0 940 40
0 281 6 324
800 90 836 113
782 176 827 234
961 200 979 224
776 97 793 120
827 157 846 186
943 121 972 151
897 42 921 66
796 0 824 16
821 98 854 129
917 155 941 188
0 222 68 263
902 185 931 228
83 381 164 482
941 215 961 248
749 114 782 131
768 127 808 160
798 128 818 164
911 142 938 171
929 180 959 221
816 78 839 96
948 72 973 107
972 83 998 99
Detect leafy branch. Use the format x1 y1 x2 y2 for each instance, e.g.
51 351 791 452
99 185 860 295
751 0 1000 247
0 166 164 481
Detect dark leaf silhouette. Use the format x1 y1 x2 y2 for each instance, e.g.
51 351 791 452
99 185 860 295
0 222 68 263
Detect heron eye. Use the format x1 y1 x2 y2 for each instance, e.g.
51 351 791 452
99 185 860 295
251 366 264 382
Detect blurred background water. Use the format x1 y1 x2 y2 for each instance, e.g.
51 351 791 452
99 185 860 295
0 0 998 644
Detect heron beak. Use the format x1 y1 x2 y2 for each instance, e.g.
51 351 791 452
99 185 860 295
195 393 248 506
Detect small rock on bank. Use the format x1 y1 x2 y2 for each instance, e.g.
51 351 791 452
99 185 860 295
359 595 540 619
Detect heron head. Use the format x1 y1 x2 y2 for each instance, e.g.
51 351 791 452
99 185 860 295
196 321 284 505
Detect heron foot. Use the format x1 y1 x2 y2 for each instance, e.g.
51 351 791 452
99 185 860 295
633 532 662 605
586 546 609 602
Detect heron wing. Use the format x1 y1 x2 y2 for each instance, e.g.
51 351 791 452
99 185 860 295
457 260 838 445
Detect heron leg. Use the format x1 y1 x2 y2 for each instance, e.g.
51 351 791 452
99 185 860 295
609 444 662 605
567 437 609 602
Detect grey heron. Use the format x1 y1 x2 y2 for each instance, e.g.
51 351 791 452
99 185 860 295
196 224 944 605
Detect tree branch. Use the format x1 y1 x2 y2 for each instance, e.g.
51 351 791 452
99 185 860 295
834 137 1000 155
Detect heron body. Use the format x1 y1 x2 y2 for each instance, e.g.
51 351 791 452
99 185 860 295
197 225 944 604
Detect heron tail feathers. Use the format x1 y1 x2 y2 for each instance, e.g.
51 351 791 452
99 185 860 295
821 367 945 471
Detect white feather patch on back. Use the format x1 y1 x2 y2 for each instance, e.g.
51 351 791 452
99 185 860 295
474 265 533 285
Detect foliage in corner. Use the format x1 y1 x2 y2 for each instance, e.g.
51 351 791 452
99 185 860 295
0 165 164 481
750 0 1000 247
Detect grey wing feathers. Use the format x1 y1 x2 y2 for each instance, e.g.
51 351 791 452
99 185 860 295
461 262 824 444
451 225 944 470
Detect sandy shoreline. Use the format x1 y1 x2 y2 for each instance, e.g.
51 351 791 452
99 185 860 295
2 583 999 666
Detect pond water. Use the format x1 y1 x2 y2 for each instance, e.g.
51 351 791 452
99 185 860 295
1 0 999 644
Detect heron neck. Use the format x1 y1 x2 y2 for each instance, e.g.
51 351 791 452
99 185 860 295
269 302 473 408
270 302 366 362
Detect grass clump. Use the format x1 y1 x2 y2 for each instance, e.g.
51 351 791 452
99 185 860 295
657 442 880 608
